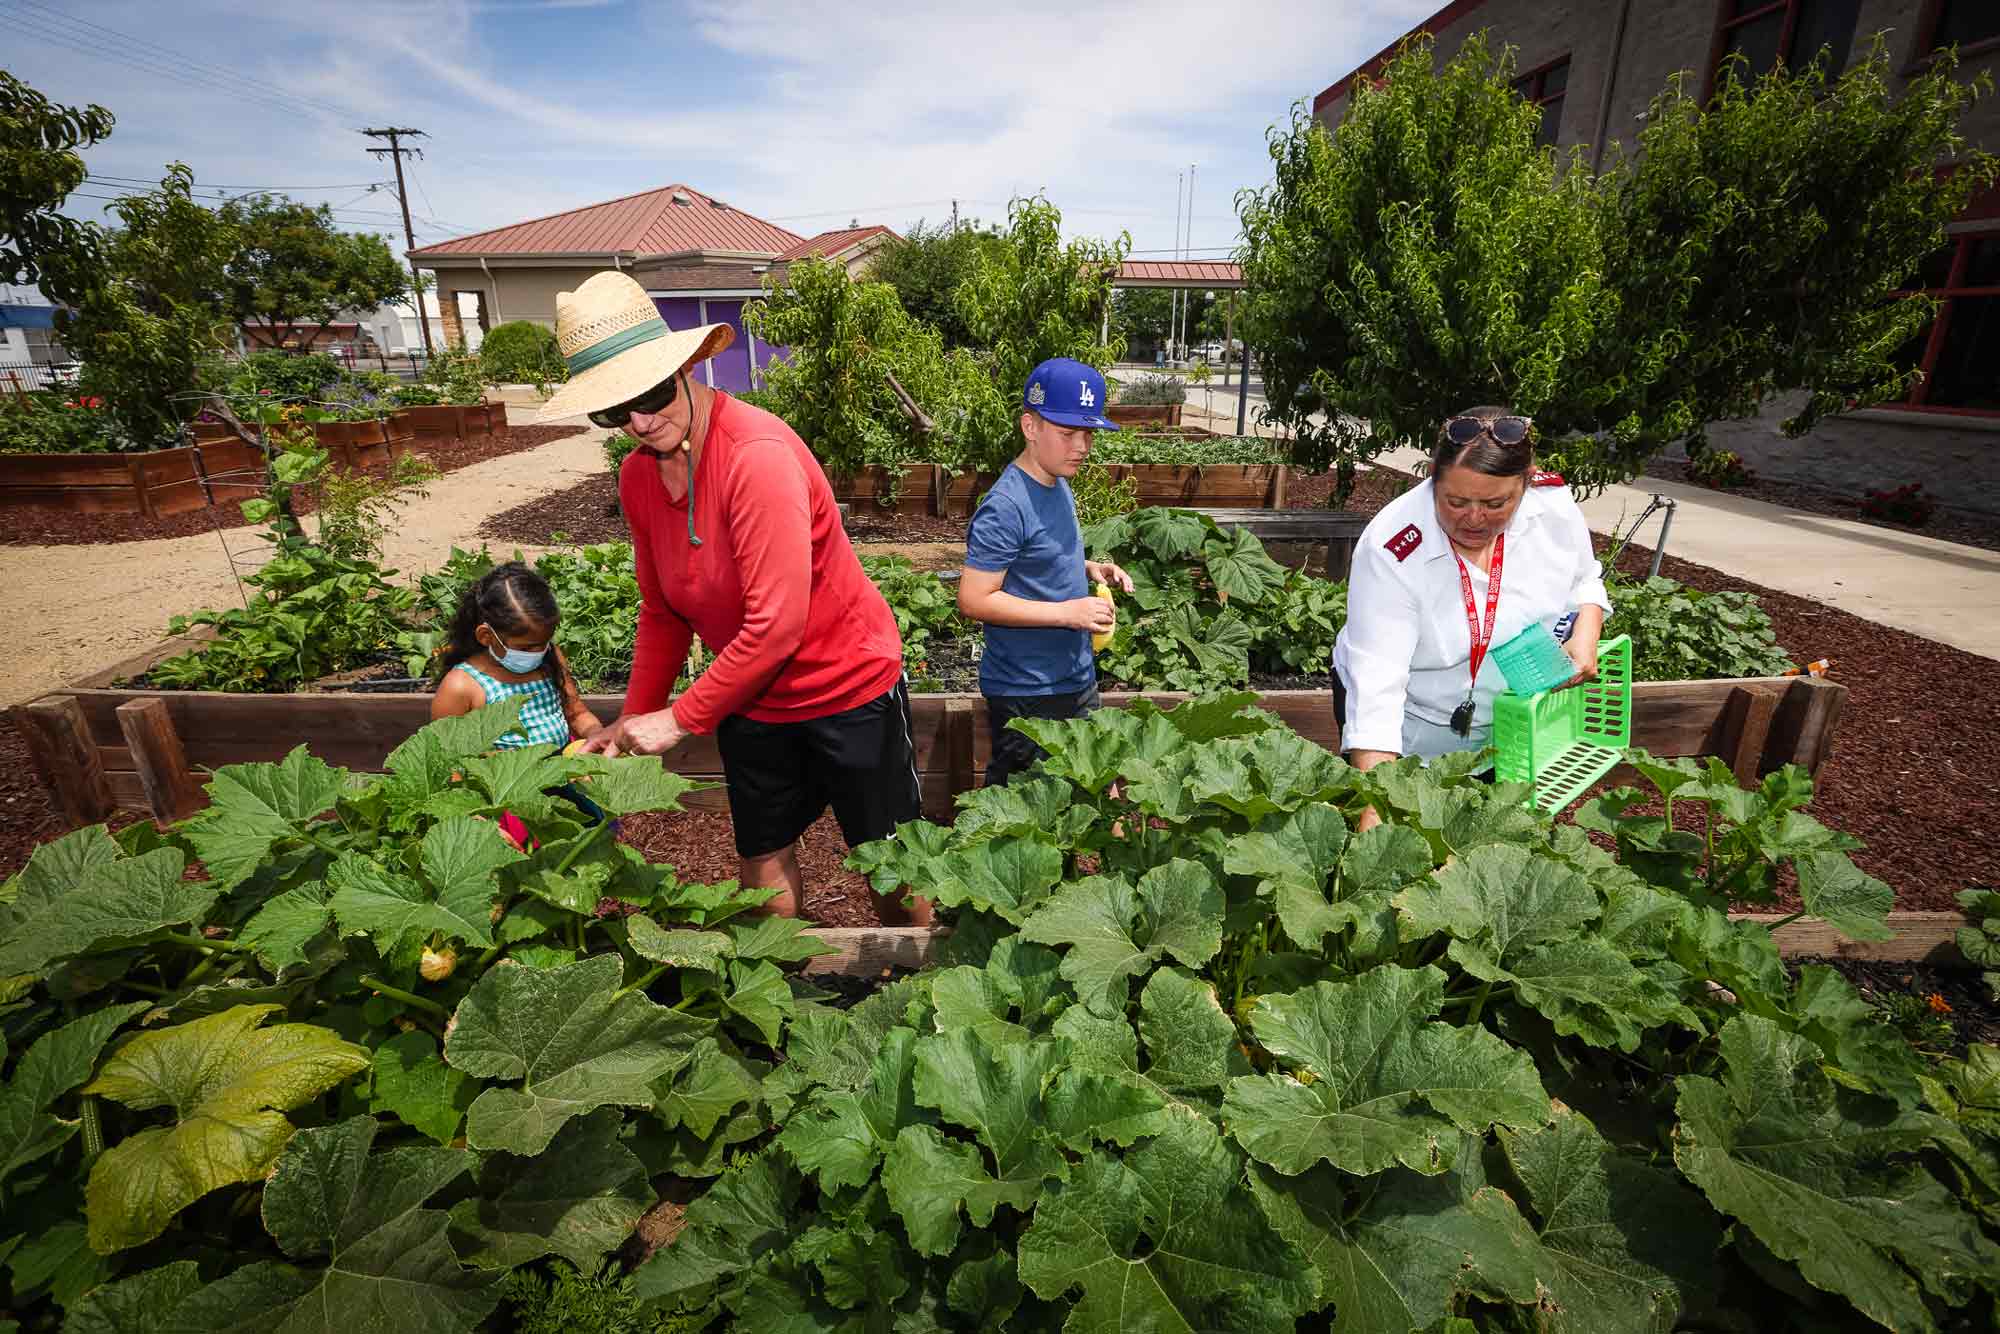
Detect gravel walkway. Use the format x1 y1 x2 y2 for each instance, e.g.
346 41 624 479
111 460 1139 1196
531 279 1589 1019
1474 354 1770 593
0 411 607 708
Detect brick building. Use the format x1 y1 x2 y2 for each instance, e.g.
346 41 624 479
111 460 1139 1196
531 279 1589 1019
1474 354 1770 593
1311 0 2000 512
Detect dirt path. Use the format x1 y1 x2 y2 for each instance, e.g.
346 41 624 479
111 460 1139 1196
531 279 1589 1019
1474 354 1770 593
1 411 612 707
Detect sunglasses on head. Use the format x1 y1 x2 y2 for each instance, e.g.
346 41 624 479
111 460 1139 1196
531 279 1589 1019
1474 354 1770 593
1444 414 1532 446
589 375 680 429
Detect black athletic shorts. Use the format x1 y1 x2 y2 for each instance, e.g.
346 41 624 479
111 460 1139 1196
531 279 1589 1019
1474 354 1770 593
715 677 922 859
983 685 1101 788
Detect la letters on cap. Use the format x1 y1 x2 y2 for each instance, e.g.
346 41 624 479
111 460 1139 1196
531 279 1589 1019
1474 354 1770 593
1385 524 1423 562
1531 470 1566 487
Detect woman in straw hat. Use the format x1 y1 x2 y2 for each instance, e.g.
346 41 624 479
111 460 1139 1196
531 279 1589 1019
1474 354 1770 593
556 272 928 924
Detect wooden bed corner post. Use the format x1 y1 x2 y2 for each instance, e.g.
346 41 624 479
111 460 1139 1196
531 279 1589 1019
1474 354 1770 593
1720 685 1780 789
17 696 115 829
1768 676 1846 779
943 697 977 809
115 697 203 823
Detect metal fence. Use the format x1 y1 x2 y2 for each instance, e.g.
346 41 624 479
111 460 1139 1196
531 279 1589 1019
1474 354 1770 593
1 360 81 393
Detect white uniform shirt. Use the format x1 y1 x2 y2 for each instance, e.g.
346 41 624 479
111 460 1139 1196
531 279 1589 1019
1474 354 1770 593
1332 474 1610 756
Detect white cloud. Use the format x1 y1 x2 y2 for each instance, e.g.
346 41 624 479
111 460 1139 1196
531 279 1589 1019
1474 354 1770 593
25 0 1438 254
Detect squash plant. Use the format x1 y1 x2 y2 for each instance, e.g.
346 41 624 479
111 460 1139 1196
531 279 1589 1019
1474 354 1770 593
643 696 1999 1332
0 701 840 1330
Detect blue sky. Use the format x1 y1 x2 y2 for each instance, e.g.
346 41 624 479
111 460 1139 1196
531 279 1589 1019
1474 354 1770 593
15 0 1440 258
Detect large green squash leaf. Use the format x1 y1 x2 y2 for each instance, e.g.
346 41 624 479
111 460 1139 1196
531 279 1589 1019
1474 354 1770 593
779 1027 931 1192
1019 859 1223 1014
631 1149 800 1306
151 1114 501 1333
0 847 205 980
1674 1015 2000 1332
379 699 526 806
1246 1148 1545 1333
1018 1111 1315 1333
1498 1103 1724 1332
61 1259 203 1334
0 1001 148 1188
183 747 348 889
904 1029 1068 1219
367 1032 474 1146
1222 965 1549 1176
443 953 708 1154
327 814 521 954
82 1004 369 1253
447 1106 649 1269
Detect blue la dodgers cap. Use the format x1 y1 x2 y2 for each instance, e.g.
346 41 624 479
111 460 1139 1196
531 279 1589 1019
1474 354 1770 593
1023 357 1116 431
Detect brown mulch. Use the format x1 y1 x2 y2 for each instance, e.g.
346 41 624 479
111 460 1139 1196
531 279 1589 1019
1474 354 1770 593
1593 536 1999 912
479 470 626 546
617 807 885 927
0 425 586 547
1642 456 2000 555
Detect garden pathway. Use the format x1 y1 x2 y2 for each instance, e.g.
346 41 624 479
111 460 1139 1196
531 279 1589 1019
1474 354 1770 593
1 409 613 707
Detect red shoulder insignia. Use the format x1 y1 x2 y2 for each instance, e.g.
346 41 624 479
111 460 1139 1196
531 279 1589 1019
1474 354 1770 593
1531 469 1566 487
1384 523 1422 562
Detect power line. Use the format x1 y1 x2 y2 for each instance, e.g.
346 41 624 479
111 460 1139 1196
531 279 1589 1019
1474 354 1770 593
87 174 389 193
8 0 359 122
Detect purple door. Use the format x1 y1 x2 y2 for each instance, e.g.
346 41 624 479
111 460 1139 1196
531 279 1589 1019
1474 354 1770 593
703 300 753 393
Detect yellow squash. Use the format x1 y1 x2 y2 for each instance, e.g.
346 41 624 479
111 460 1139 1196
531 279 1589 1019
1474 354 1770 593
1092 580 1116 653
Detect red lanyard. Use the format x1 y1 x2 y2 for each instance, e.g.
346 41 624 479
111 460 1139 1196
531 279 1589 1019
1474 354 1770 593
1452 534 1504 691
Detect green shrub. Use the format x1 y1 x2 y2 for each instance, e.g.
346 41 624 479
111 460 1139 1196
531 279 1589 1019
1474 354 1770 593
0 390 131 454
227 350 341 406
1605 572 1793 680
480 320 564 386
604 430 640 474
1090 431 1282 465
1116 372 1186 405
500 1259 701 1334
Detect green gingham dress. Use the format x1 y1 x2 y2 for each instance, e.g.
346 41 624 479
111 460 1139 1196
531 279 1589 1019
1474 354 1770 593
453 664 571 749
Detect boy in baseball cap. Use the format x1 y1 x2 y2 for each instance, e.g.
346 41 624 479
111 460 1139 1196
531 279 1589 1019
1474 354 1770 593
955 358 1133 786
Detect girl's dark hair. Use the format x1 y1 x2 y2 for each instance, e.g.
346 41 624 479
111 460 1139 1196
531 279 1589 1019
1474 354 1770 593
434 561 568 695
1431 404 1535 481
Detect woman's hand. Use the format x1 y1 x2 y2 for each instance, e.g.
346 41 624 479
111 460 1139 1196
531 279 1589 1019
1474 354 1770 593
1561 638 1600 689
1355 804 1383 834
579 707 689 758
1085 560 1136 594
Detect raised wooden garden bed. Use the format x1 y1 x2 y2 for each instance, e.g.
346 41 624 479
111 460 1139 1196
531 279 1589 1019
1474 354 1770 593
15 657 1927 972
1107 403 1182 427
0 439 268 518
830 461 1288 517
310 417 411 472
399 401 507 443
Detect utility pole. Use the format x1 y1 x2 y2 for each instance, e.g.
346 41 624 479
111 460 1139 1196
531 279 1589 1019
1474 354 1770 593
362 126 434 357
1169 170 1183 364
950 199 959 234
1179 164 1197 359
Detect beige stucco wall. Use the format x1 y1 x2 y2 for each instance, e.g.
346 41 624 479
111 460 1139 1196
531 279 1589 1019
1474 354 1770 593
421 264 608 335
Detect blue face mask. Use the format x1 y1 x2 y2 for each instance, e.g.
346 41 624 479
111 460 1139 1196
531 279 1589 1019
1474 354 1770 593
485 625 548 674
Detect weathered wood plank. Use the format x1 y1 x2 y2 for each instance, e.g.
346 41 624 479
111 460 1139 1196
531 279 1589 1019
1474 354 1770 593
115 698 203 822
800 926 949 976
18 696 114 826
1723 686 1779 788
1739 911 1966 965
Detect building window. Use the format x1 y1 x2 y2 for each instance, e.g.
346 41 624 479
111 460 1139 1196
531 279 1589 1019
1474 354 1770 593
1899 234 2000 412
1512 56 1570 149
1919 0 2000 55
1710 0 1863 91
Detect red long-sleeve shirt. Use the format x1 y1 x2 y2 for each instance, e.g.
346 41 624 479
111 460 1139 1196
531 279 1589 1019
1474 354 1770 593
619 392 903 734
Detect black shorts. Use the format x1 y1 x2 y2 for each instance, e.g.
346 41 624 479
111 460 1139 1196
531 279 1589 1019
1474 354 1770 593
716 678 922 859
983 686 1101 788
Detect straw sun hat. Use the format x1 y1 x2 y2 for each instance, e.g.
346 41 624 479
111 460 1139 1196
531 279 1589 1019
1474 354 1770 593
536 271 734 422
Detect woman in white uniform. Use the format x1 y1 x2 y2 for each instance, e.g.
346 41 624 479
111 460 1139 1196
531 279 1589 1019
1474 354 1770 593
1333 406 1609 826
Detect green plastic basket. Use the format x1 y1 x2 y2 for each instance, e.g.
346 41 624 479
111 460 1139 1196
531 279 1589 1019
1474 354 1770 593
1491 634 1632 812
1492 620 1581 695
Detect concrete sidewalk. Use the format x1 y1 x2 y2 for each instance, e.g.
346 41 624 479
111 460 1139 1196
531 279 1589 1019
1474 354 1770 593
1374 446 2000 662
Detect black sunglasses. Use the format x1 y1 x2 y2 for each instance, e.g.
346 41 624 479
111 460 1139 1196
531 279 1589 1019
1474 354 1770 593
589 375 680 429
1444 414 1532 446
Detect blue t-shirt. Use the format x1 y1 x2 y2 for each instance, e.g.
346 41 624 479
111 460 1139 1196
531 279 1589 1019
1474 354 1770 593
965 463 1094 696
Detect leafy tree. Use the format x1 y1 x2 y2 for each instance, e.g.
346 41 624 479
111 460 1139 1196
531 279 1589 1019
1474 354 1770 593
866 217 1006 350
954 194 1129 406
748 257 1012 476
1237 33 1995 499
219 193 408 349
0 70 113 289
42 164 238 446
478 320 562 385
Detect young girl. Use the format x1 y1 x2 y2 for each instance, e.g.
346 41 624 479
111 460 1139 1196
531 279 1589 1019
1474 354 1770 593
432 562 603 749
